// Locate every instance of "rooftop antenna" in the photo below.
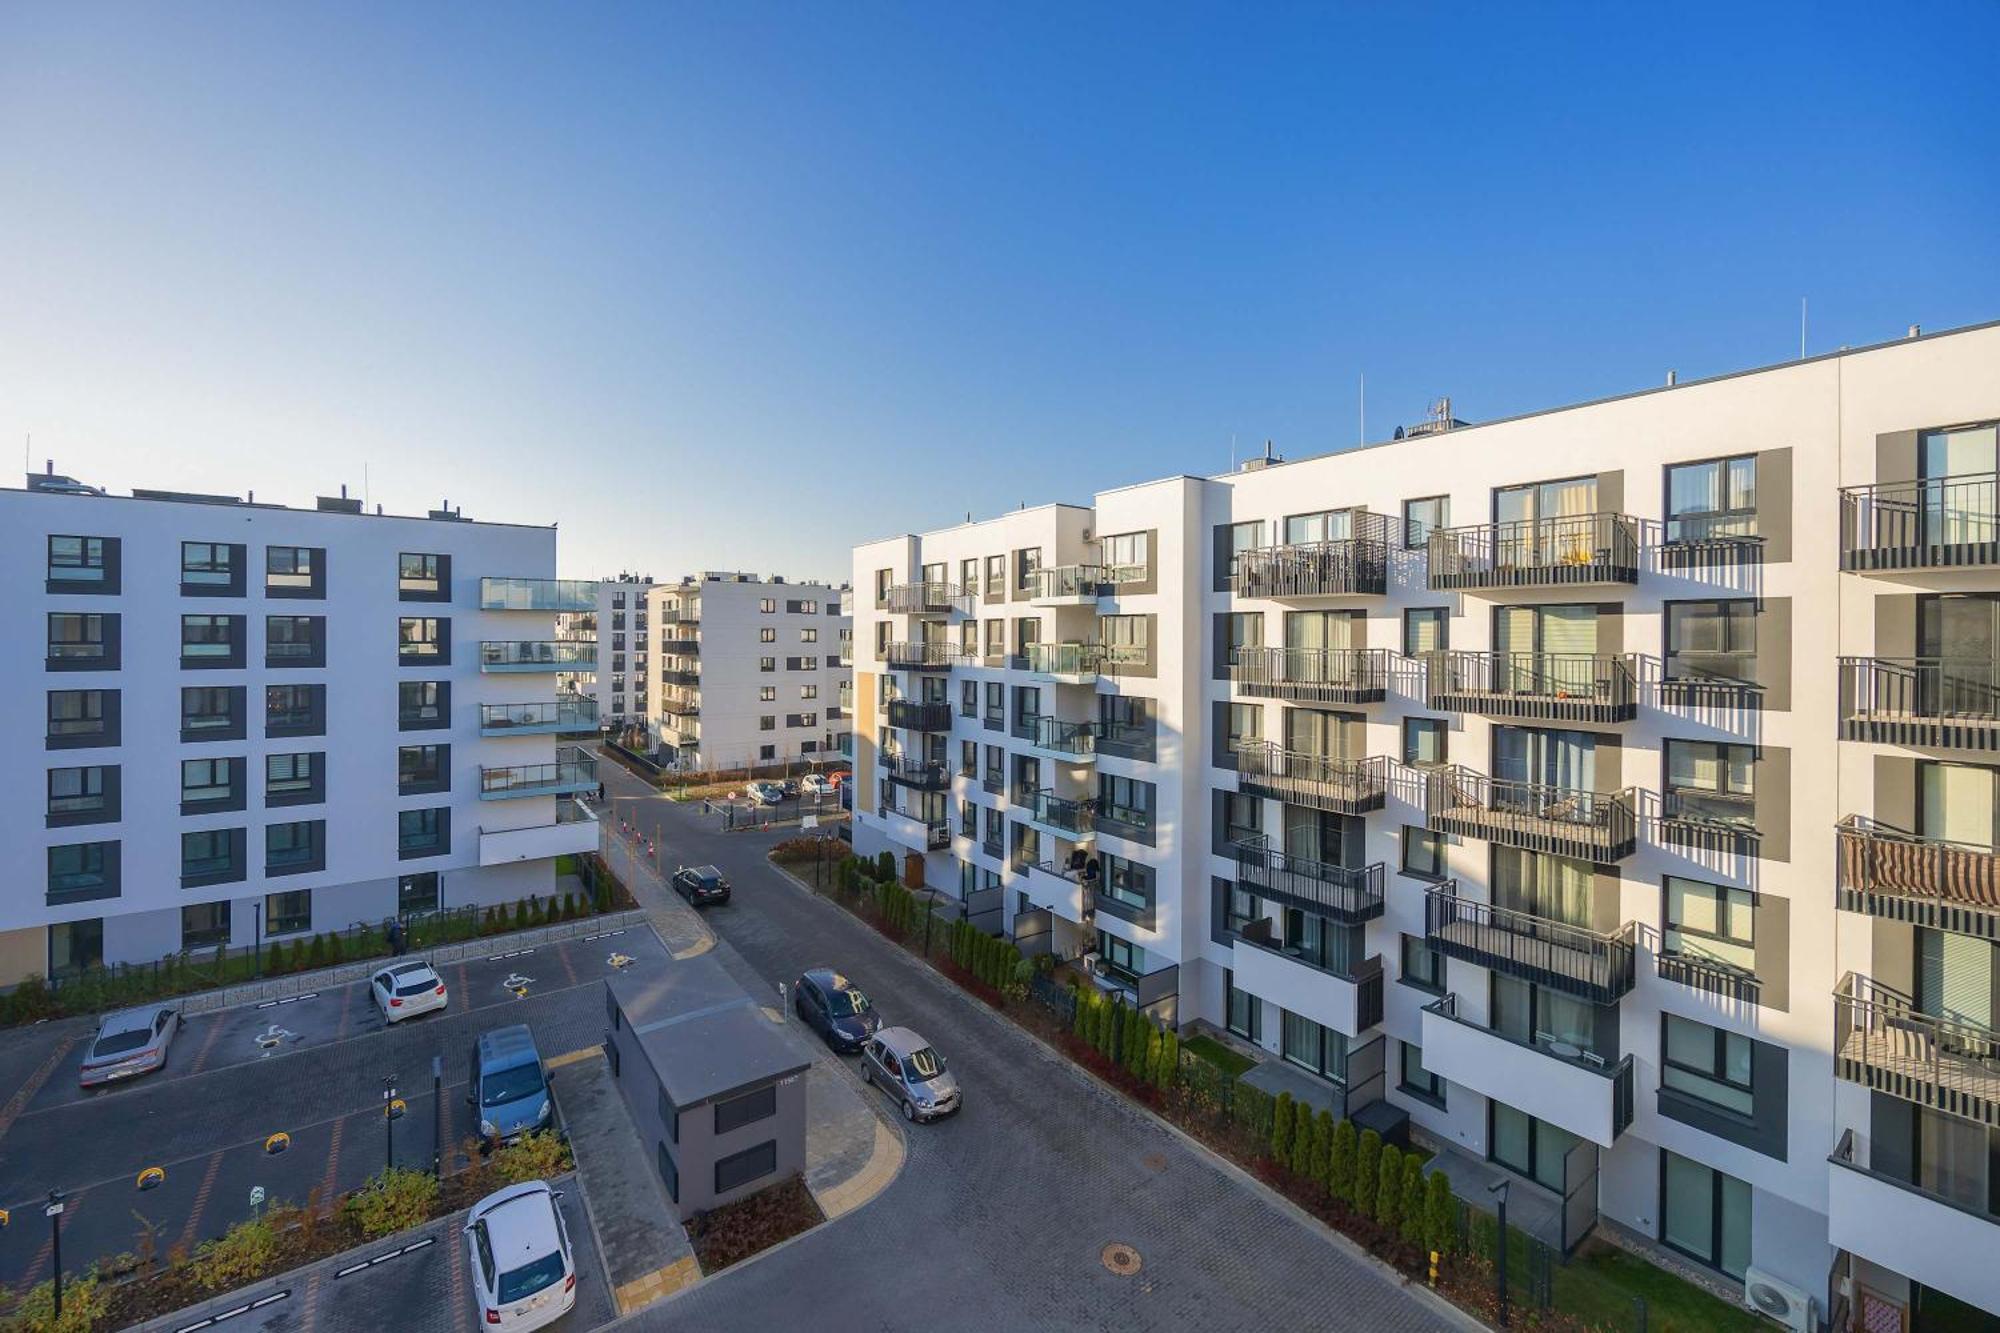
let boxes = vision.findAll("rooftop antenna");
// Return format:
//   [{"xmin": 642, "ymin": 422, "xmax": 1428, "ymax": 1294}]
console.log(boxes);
[
  {"xmin": 363, "ymin": 462, "xmax": 370, "ymax": 510},
  {"xmin": 1800, "ymin": 297, "xmax": 1808, "ymax": 359},
  {"xmin": 1359, "ymin": 372, "xmax": 1365, "ymax": 444}
]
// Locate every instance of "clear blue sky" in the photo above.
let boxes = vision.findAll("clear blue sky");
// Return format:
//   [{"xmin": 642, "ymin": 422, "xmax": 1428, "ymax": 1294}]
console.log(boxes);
[{"xmin": 3, "ymin": 3, "xmax": 1996, "ymax": 580}]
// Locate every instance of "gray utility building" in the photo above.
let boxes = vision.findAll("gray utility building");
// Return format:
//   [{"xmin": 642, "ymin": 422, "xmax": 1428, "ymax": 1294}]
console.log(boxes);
[{"xmin": 604, "ymin": 959, "xmax": 811, "ymax": 1219}]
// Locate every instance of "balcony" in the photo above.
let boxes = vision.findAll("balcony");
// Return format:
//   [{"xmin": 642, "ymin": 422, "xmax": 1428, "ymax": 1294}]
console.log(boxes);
[
  {"xmin": 1839, "ymin": 656, "xmax": 2000, "ymax": 753},
  {"xmin": 1424, "ymin": 886, "xmax": 1638, "ymax": 1004},
  {"xmin": 479, "ymin": 746, "xmax": 598, "ymax": 800},
  {"xmin": 660, "ymin": 635, "xmax": 699, "ymax": 654},
  {"xmin": 1834, "ymin": 972, "xmax": 2000, "ymax": 1129},
  {"xmin": 1015, "ymin": 716, "xmax": 1099, "ymax": 761},
  {"xmin": 661, "ymin": 668, "xmax": 699, "ymax": 688},
  {"xmin": 660, "ymin": 692, "xmax": 699, "ymax": 718},
  {"xmin": 1231, "ymin": 647, "xmax": 1389, "ymax": 704},
  {"xmin": 1427, "ymin": 512, "xmax": 1640, "ymax": 591},
  {"xmin": 1657, "ymin": 788, "xmax": 1760, "ymax": 856},
  {"xmin": 881, "ymin": 752, "xmax": 951, "ymax": 791},
  {"xmin": 886, "ymin": 699, "xmax": 953, "ymax": 732},
  {"xmin": 478, "ymin": 803, "xmax": 600, "ymax": 865},
  {"xmin": 1020, "ymin": 642, "xmax": 1103, "ymax": 684},
  {"xmin": 479, "ymin": 698, "xmax": 599, "ymax": 736},
  {"xmin": 1231, "ymin": 918, "xmax": 1383, "ymax": 1036},
  {"xmin": 1022, "ymin": 789, "xmax": 1095, "ymax": 842},
  {"xmin": 1841, "ymin": 473, "xmax": 2000, "ymax": 573},
  {"xmin": 480, "ymin": 641, "xmax": 596, "ymax": 673},
  {"xmin": 884, "ymin": 581, "xmax": 970, "ymax": 616},
  {"xmin": 1829, "ymin": 1128, "xmax": 2000, "ymax": 1318},
  {"xmin": 1423, "ymin": 766, "xmax": 1638, "ymax": 861},
  {"xmin": 1021, "ymin": 860, "xmax": 1091, "ymax": 925},
  {"xmin": 1234, "ymin": 744, "xmax": 1387, "ymax": 815},
  {"xmin": 479, "ymin": 578, "xmax": 599, "ymax": 612},
  {"xmin": 883, "ymin": 804, "xmax": 951, "ymax": 852},
  {"xmin": 1421, "ymin": 994, "xmax": 1634, "ymax": 1147},
  {"xmin": 1425, "ymin": 652, "xmax": 1637, "ymax": 724},
  {"xmin": 884, "ymin": 641, "xmax": 959, "ymax": 672},
  {"xmin": 1232, "ymin": 514, "xmax": 1395, "ymax": 598},
  {"xmin": 1030, "ymin": 565, "xmax": 1110, "ymax": 605},
  {"xmin": 1089, "ymin": 956, "xmax": 1179, "ymax": 1023},
  {"xmin": 1837, "ymin": 815, "xmax": 2000, "ymax": 935},
  {"xmin": 1228, "ymin": 838, "xmax": 1385, "ymax": 924}
]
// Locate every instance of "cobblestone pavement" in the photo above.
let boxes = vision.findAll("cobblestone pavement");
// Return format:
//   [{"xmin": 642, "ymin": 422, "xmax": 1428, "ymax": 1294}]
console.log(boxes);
[{"xmin": 595, "ymin": 758, "xmax": 1468, "ymax": 1333}]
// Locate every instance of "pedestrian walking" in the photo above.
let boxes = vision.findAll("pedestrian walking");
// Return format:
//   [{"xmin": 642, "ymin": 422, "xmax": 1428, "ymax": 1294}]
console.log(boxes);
[{"xmin": 386, "ymin": 917, "xmax": 405, "ymax": 955}]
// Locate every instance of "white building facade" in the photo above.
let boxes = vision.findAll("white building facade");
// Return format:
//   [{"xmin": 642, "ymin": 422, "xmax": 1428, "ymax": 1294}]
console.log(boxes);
[
  {"xmin": 851, "ymin": 320, "xmax": 2000, "ymax": 1330},
  {"xmin": 7, "ymin": 480, "xmax": 601, "ymax": 984}
]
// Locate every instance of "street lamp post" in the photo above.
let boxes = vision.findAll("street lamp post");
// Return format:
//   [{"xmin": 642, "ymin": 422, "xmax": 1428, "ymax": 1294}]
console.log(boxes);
[
  {"xmin": 45, "ymin": 1190, "xmax": 65, "ymax": 1319},
  {"xmin": 1489, "ymin": 1179, "xmax": 1510, "ymax": 1327},
  {"xmin": 382, "ymin": 1076, "xmax": 399, "ymax": 1172}
]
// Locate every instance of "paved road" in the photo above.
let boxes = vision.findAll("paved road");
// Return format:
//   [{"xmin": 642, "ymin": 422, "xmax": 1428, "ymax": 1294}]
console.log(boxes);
[
  {"xmin": 0, "ymin": 926, "xmax": 665, "ymax": 1298},
  {"xmin": 596, "ymin": 758, "xmax": 1462, "ymax": 1333}
]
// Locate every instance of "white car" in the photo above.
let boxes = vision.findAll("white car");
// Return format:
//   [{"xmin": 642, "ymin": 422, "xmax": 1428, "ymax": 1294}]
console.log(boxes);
[
  {"xmin": 370, "ymin": 960, "xmax": 448, "ymax": 1023},
  {"xmin": 464, "ymin": 1181, "xmax": 578, "ymax": 1330},
  {"xmin": 800, "ymin": 774, "xmax": 835, "ymax": 797}
]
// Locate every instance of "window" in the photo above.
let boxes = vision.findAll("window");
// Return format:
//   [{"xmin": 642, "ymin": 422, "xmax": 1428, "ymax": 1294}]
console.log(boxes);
[
  {"xmin": 1015, "ymin": 547, "xmax": 1042, "ymax": 591},
  {"xmin": 1662, "ymin": 1014, "xmax": 1753, "ymax": 1116},
  {"xmin": 1402, "ymin": 717, "xmax": 1446, "ymax": 767},
  {"xmin": 760, "ymin": 627, "xmax": 776, "ymax": 643},
  {"xmin": 1222, "ymin": 791, "xmax": 1262, "ymax": 846},
  {"xmin": 1223, "ymin": 520, "xmax": 1265, "ymax": 579},
  {"xmin": 1224, "ymin": 969, "xmax": 1260, "ymax": 1040},
  {"xmin": 1663, "ymin": 740, "xmax": 1755, "ymax": 828},
  {"xmin": 266, "ymin": 820, "xmax": 323, "ymax": 874},
  {"xmin": 181, "ymin": 613, "xmax": 241, "ymax": 664},
  {"xmin": 1224, "ymin": 612, "xmax": 1263, "ymax": 665},
  {"xmin": 398, "ymin": 617, "xmax": 448, "ymax": 664},
  {"xmin": 399, "ymin": 681, "xmax": 448, "ymax": 729},
  {"xmin": 759, "ymin": 744, "xmax": 775, "ymax": 761},
  {"xmin": 713, "ymin": 1084, "xmax": 777, "ymax": 1134},
  {"xmin": 398, "ymin": 807, "xmax": 448, "ymax": 858},
  {"xmin": 1096, "ymin": 774, "xmax": 1155, "ymax": 834},
  {"xmin": 1665, "ymin": 600, "xmax": 1755, "ymax": 683},
  {"xmin": 1402, "ymin": 825, "xmax": 1445, "ymax": 879},
  {"xmin": 1283, "ymin": 508, "xmax": 1361, "ymax": 546},
  {"xmin": 1400, "ymin": 934, "xmax": 1445, "ymax": 993},
  {"xmin": 984, "ymin": 555, "xmax": 1006, "ymax": 598},
  {"xmin": 181, "ymin": 829, "xmax": 240, "ymax": 884},
  {"xmin": 759, "ymin": 715, "xmax": 775, "ymax": 731},
  {"xmin": 398, "ymin": 552, "xmax": 446, "ymax": 598},
  {"xmin": 960, "ymin": 558, "xmax": 977, "ymax": 594},
  {"xmin": 801, "ymin": 627, "xmax": 818, "ymax": 643},
  {"xmin": 1099, "ymin": 614, "xmax": 1147, "ymax": 662},
  {"xmin": 47, "ymin": 612, "xmax": 113, "ymax": 666},
  {"xmin": 266, "ymin": 545, "xmax": 323, "ymax": 596},
  {"xmin": 1403, "ymin": 607, "xmax": 1448, "ymax": 656},
  {"xmin": 759, "ymin": 656, "xmax": 775, "ymax": 673},
  {"xmin": 1227, "ymin": 703, "xmax": 1262, "ymax": 754},
  {"xmin": 49, "ymin": 841, "xmax": 116, "ymax": 902},
  {"xmin": 1280, "ymin": 1009, "xmax": 1346, "ymax": 1082},
  {"xmin": 182, "ymin": 757, "xmax": 240, "ymax": 808},
  {"xmin": 984, "ymin": 682, "xmax": 1004, "ymax": 725},
  {"xmin": 47, "ymin": 535, "xmax": 111, "ymax": 588},
  {"xmin": 1664, "ymin": 876, "xmax": 1754, "ymax": 974},
  {"xmin": 398, "ymin": 744, "xmax": 449, "ymax": 795},
  {"xmin": 180, "ymin": 686, "xmax": 242, "ymax": 741},
  {"xmin": 266, "ymin": 615, "xmax": 323, "ymax": 666},
  {"xmin": 1399, "ymin": 1040, "xmax": 1445, "ymax": 1104},
  {"xmin": 1403, "ymin": 496, "xmax": 1449, "ymax": 548},
  {"xmin": 801, "ymin": 599, "xmax": 819, "ymax": 614},
  {"xmin": 759, "ymin": 686, "xmax": 776, "ymax": 702},
  {"xmin": 801, "ymin": 684, "xmax": 818, "ymax": 700},
  {"xmin": 181, "ymin": 902, "xmax": 231, "ymax": 951},
  {"xmin": 800, "ymin": 712, "xmax": 818, "ymax": 727},
  {"xmin": 265, "ymin": 890, "xmax": 312, "ymax": 937},
  {"xmin": 266, "ymin": 684, "xmax": 325, "ymax": 737},
  {"xmin": 873, "ymin": 569, "xmax": 892, "ymax": 604},
  {"xmin": 1660, "ymin": 1151, "xmax": 1751, "ymax": 1279},
  {"xmin": 266, "ymin": 753, "xmax": 320, "ymax": 805},
  {"xmin": 181, "ymin": 541, "xmax": 237, "ymax": 589},
  {"xmin": 1666, "ymin": 456, "xmax": 1757, "ymax": 543},
  {"xmin": 1097, "ymin": 930, "xmax": 1141, "ymax": 980},
  {"xmin": 714, "ymin": 1140, "xmax": 777, "ymax": 1194},
  {"xmin": 760, "ymin": 598, "xmax": 776, "ymax": 614},
  {"xmin": 47, "ymin": 766, "xmax": 111, "ymax": 821},
  {"xmin": 49, "ymin": 689, "xmax": 114, "ymax": 746},
  {"xmin": 1102, "ymin": 531, "xmax": 1150, "ymax": 579},
  {"xmin": 1101, "ymin": 855, "xmax": 1154, "ymax": 913}
]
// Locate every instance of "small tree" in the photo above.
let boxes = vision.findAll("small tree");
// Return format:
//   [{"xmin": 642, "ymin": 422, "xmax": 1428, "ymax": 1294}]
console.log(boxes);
[
  {"xmin": 1124, "ymin": 1010, "xmax": 1147, "ymax": 1078},
  {"xmin": 1289, "ymin": 1105, "xmax": 1314, "ymax": 1179},
  {"xmin": 1424, "ymin": 1171, "xmax": 1458, "ymax": 1259},
  {"xmin": 1375, "ymin": 1144, "xmax": 1403, "ymax": 1230},
  {"xmin": 1072, "ymin": 991, "xmax": 1094, "ymax": 1039},
  {"xmin": 1155, "ymin": 1029, "xmax": 1179, "ymax": 1091},
  {"xmin": 1469, "ymin": 1206, "xmax": 1497, "ymax": 1266},
  {"xmin": 1354, "ymin": 1128, "xmax": 1382, "ymax": 1217},
  {"xmin": 1400, "ymin": 1156, "xmax": 1427, "ymax": 1247},
  {"xmin": 307, "ymin": 934, "xmax": 328, "ymax": 968},
  {"xmin": 875, "ymin": 850, "xmax": 894, "ymax": 881},
  {"xmin": 1328, "ymin": 1118, "xmax": 1358, "ymax": 1203},
  {"xmin": 325, "ymin": 930, "xmax": 345, "ymax": 963},
  {"xmin": 1271, "ymin": 1092, "xmax": 1295, "ymax": 1163},
  {"xmin": 1307, "ymin": 1109, "xmax": 1333, "ymax": 1185}
]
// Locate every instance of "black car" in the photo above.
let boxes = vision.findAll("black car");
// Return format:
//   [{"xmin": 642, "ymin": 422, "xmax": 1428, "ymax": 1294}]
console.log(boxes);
[
  {"xmin": 672, "ymin": 864, "xmax": 731, "ymax": 906},
  {"xmin": 794, "ymin": 967, "xmax": 882, "ymax": 1053}
]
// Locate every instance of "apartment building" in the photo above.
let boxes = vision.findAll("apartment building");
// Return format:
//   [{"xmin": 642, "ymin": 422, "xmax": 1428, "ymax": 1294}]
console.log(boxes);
[
  {"xmin": 567, "ymin": 573, "xmax": 654, "ymax": 742},
  {"xmin": 647, "ymin": 573, "xmax": 851, "ymax": 772},
  {"xmin": 6, "ymin": 475, "xmax": 602, "ymax": 984},
  {"xmin": 852, "ymin": 318, "xmax": 2000, "ymax": 1330}
]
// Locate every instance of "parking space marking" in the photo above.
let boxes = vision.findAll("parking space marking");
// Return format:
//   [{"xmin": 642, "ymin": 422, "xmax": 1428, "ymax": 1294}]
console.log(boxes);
[
  {"xmin": 189, "ymin": 1018, "xmax": 228, "ymax": 1076},
  {"xmin": 254, "ymin": 992, "xmax": 318, "ymax": 1010},
  {"xmin": 318, "ymin": 1117, "xmax": 345, "ymax": 1211},
  {"xmin": 486, "ymin": 947, "xmax": 536, "ymax": 962},
  {"xmin": 297, "ymin": 1270, "xmax": 322, "ymax": 1333},
  {"xmin": 544, "ymin": 1046, "xmax": 601, "ymax": 1072},
  {"xmin": 0, "ymin": 1033, "xmax": 79, "ymax": 1143},
  {"xmin": 177, "ymin": 1150, "xmax": 225, "ymax": 1255}
]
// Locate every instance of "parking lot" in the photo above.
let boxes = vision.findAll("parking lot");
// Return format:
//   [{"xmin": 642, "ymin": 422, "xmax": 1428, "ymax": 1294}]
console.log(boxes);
[{"xmin": 0, "ymin": 924, "xmax": 668, "ymax": 1305}]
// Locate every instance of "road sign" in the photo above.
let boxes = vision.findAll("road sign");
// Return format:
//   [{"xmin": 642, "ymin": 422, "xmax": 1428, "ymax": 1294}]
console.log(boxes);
[
  {"xmin": 386, "ymin": 1098, "xmax": 407, "ymax": 1121},
  {"xmin": 802, "ymin": 815, "xmax": 819, "ymax": 829},
  {"xmin": 43, "ymin": 1201, "xmax": 63, "ymax": 1218},
  {"xmin": 250, "ymin": 1186, "xmax": 266, "ymax": 1209}
]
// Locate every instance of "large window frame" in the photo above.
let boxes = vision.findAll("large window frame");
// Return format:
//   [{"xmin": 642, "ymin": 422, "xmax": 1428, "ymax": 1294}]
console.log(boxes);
[
  {"xmin": 1664, "ymin": 599, "xmax": 1757, "ymax": 684},
  {"xmin": 1661, "ymin": 1014, "xmax": 1754, "ymax": 1118},
  {"xmin": 1665, "ymin": 455, "xmax": 1758, "ymax": 544}
]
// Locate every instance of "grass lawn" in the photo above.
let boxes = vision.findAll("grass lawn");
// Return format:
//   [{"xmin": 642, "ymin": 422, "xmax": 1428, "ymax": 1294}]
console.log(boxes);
[
  {"xmin": 1183, "ymin": 1034, "xmax": 1256, "ymax": 1079},
  {"xmin": 1550, "ymin": 1238, "xmax": 1763, "ymax": 1332},
  {"xmin": 555, "ymin": 854, "xmax": 578, "ymax": 876}
]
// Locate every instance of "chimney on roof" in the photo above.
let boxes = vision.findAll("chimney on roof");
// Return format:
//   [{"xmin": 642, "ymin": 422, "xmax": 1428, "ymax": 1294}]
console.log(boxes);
[
  {"xmin": 1908, "ymin": 324, "xmax": 1922, "ymax": 339},
  {"xmin": 46, "ymin": 459, "xmax": 53, "ymax": 476},
  {"xmin": 1666, "ymin": 370, "xmax": 1677, "ymax": 386}
]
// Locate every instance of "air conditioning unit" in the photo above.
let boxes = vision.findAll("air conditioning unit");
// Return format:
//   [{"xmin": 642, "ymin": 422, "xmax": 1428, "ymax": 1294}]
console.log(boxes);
[
  {"xmin": 1080, "ymin": 528, "xmax": 1093, "ymax": 542},
  {"xmin": 1743, "ymin": 1267, "xmax": 1813, "ymax": 1332}
]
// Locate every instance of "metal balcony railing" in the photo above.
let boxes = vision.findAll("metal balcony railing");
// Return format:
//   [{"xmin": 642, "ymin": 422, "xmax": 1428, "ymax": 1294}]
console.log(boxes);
[
  {"xmin": 1232, "ymin": 514, "xmax": 1395, "ymax": 597},
  {"xmin": 478, "ymin": 577, "xmax": 599, "ymax": 612},
  {"xmin": 478, "ymin": 698, "xmax": 599, "ymax": 734},
  {"xmin": 1020, "ymin": 642, "xmax": 1104, "ymax": 679},
  {"xmin": 1841, "ymin": 473, "xmax": 2000, "ymax": 572},
  {"xmin": 1425, "ymin": 651, "xmax": 1637, "ymax": 723},
  {"xmin": 1837, "ymin": 814, "xmax": 2000, "ymax": 928},
  {"xmin": 1231, "ymin": 647, "xmax": 1389, "ymax": 704},
  {"xmin": 884, "ymin": 581, "xmax": 970, "ymax": 615},
  {"xmin": 1834, "ymin": 972, "xmax": 2000, "ymax": 1128},
  {"xmin": 1234, "ymin": 744, "xmax": 1387, "ymax": 815},
  {"xmin": 886, "ymin": 699, "xmax": 953, "ymax": 732},
  {"xmin": 1424, "ymin": 766, "xmax": 1638, "ymax": 860},
  {"xmin": 1228, "ymin": 838, "xmax": 1385, "ymax": 923},
  {"xmin": 881, "ymin": 753, "xmax": 951, "ymax": 791},
  {"xmin": 1427, "ymin": 512, "xmax": 1639, "ymax": 590},
  {"xmin": 884, "ymin": 641, "xmax": 960, "ymax": 671},
  {"xmin": 1013, "ymin": 716, "xmax": 1099, "ymax": 756},
  {"xmin": 1839, "ymin": 657, "xmax": 2000, "ymax": 752},
  {"xmin": 1424, "ymin": 886, "xmax": 1638, "ymax": 1004},
  {"xmin": 1030, "ymin": 565, "xmax": 1110, "ymax": 601}
]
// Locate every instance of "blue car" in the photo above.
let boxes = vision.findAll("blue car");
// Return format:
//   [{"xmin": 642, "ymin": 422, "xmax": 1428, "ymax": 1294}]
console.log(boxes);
[{"xmin": 469, "ymin": 1025, "xmax": 553, "ymax": 1145}]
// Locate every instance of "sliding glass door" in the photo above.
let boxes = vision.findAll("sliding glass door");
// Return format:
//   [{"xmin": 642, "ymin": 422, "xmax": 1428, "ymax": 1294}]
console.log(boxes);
[
  {"xmin": 1920, "ymin": 422, "xmax": 1999, "ymax": 548},
  {"xmin": 1495, "ymin": 477, "xmax": 1598, "ymax": 567},
  {"xmin": 1919, "ymin": 594, "xmax": 2000, "ymax": 719}
]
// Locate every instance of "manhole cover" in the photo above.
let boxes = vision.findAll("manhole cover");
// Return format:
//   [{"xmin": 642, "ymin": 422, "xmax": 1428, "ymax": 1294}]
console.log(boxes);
[
  {"xmin": 1101, "ymin": 1243, "xmax": 1142, "ymax": 1276},
  {"xmin": 1141, "ymin": 1152, "xmax": 1167, "ymax": 1173}
]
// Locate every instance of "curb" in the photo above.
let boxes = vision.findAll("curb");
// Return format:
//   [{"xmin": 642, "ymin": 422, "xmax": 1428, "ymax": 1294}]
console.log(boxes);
[{"xmin": 766, "ymin": 858, "xmax": 1489, "ymax": 1333}]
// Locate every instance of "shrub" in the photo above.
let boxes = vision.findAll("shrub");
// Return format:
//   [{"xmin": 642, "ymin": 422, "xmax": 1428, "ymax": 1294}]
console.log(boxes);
[
  {"xmin": 1375, "ymin": 1145, "xmax": 1403, "ymax": 1230},
  {"xmin": 1289, "ymin": 1105, "xmax": 1314, "ymax": 1179},
  {"xmin": 325, "ymin": 931, "xmax": 345, "ymax": 963},
  {"xmin": 8, "ymin": 1269, "xmax": 109, "ymax": 1332},
  {"xmin": 1400, "ymin": 1156, "xmax": 1427, "ymax": 1247},
  {"xmin": 875, "ymin": 850, "xmax": 894, "ymax": 881},
  {"xmin": 341, "ymin": 1166, "xmax": 440, "ymax": 1240},
  {"xmin": 307, "ymin": 934, "xmax": 328, "ymax": 968},
  {"xmin": 1270, "ymin": 1092, "xmax": 1295, "ymax": 1163},
  {"xmin": 1424, "ymin": 1171, "xmax": 1458, "ymax": 1257},
  {"xmin": 514, "ymin": 898, "xmax": 530, "ymax": 929},
  {"xmin": 1468, "ymin": 1205, "xmax": 1497, "ymax": 1264},
  {"xmin": 1307, "ymin": 1109, "xmax": 1333, "ymax": 1184},
  {"xmin": 493, "ymin": 1130, "xmax": 574, "ymax": 1185},
  {"xmin": 1071, "ymin": 990, "xmax": 1094, "ymax": 1039},
  {"xmin": 190, "ymin": 1213, "xmax": 281, "ymax": 1292},
  {"xmin": 1154, "ymin": 1029, "xmax": 1179, "ymax": 1092},
  {"xmin": 1354, "ymin": 1129, "xmax": 1382, "ymax": 1217},
  {"xmin": 1124, "ymin": 1010, "xmax": 1148, "ymax": 1079}
]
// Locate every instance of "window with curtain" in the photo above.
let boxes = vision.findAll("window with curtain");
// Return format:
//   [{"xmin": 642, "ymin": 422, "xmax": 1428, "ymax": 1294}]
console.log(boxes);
[
  {"xmin": 1225, "ymin": 613, "xmax": 1264, "ymax": 660},
  {"xmin": 1491, "ymin": 974, "xmax": 1598, "ymax": 1055},
  {"xmin": 1492, "ymin": 725, "xmax": 1595, "ymax": 793},
  {"xmin": 1223, "ymin": 792, "xmax": 1263, "ymax": 846},
  {"xmin": 1224, "ymin": 521, "xmax": 1265, "ymax": 577},
  {"xmin": 1664, "ymin": 876, "xmax": 1755, "ymax": 973},
  {"xmin": 1280, "ymin": 1009, "xmax": 1346, "ymax": 1081},
  {"xmin": 1666, "ymin": 456, "xmax": 1758, "ymax": 543},
  {"xmin": 1401, "ymin": 826, "xmax": 1445, "ymax": 879},
  {"xmin": 1101, "ymin": 532, "xmax": 1149, "ymax": 577},
  {"xmin": 1283, "ymin": 509, "xmax": 1355, "ymax": 545},
  {"xmin": 1661, "ymin": 1152, "xmax": 1751, "ymax": 1278},
  {"xmin": 1492, "ymin": 849, "xmax": 1595, "ymax": 928},
  {"xmin": 1403, "ymin": 717, "xmax": 1446, "ymax": 767},
  {"xmin": 1400, "ymin": 934, "xmax": 1445, "ymax": 992},
  {"xmin": 1664, "ymin": 740, "xmax": 1755, "ymax": 827},
  {"xmin": 1916, "ymin": 926, "xmax": 1996, "ymax": 1029},
  {"xmin": 1494, "ymin": 604, "xmax": 1598, "ymax": 694},
  {"xmin": 1919, "ymin": 761, "xmax": 1998, "ymax": 849},
  {"xmin": 1919, "ymin": 423, "xmax": 2000, "ymax": 547},
  {"xmin": 1666, "ymin": 600, "xmax": 1757, "ymax": 683},
  {"xmin": 1227, "ymin": 703, "xmax": 1263, "ymax": 754},
  {"xmin": 1403, "ymin": 607, "xmax": 1448, "ymax": 657}
]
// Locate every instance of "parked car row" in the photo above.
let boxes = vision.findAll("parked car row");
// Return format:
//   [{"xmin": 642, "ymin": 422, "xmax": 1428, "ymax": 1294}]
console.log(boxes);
[
  {"xmin": 793, "ymin": 966, "xmax": 960, "ymax": 1123},
  {"xmin": 746, "ymin": 767, "xmax": 850, "ymax": 806}
]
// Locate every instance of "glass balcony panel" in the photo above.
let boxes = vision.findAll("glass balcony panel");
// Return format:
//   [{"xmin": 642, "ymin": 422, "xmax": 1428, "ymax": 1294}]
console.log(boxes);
[{"xmin": 479, "ymin": 578, "xmax": 600, "ymax": 612}]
